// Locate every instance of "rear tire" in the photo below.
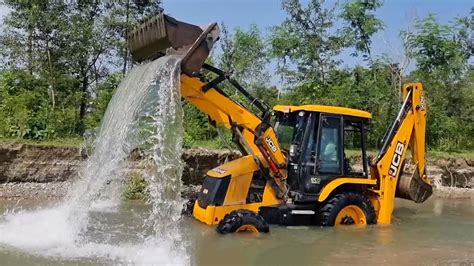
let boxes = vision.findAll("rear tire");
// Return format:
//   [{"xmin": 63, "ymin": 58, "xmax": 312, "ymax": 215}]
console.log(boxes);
[
  {"xmin": 216, "ymin": 209, "xmax": 269, "ymax": 234},
  {"xmin": 317, "ymin": 192, "xmax": 376, "ymax": 226}
]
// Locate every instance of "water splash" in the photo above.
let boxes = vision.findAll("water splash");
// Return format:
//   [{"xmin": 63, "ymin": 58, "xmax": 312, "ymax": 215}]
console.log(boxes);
[{"xmin": 0, "ymin": 56, "xmax": 188, "ymax": 265}]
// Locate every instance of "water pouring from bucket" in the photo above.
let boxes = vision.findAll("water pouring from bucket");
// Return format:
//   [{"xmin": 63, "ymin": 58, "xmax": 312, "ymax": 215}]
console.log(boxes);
[{"xmin": 0, "ymin": 12, "xmax": 219, "ymax": 264}]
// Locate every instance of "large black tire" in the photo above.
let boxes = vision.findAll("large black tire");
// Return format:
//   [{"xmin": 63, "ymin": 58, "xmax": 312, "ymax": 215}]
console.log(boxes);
[
  {"xmin": 317, "ymin": 192, "xmax": 376, "ymax": 226},
  {"xmin": 216, "ymin": 209, "xmax": 270, "ymax": 234}
]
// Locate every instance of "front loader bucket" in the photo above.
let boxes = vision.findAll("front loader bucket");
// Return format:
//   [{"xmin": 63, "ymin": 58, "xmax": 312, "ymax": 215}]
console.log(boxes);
[{"xmin": 128, "ymin": 13, "xmax": 219, "ymax": 76}]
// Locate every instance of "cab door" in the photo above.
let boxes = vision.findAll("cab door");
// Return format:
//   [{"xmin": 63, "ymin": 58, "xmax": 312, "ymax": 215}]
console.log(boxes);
[
  {"xmin": 298, "ymin": 114, "xmax": 370, "ymax": 199},
  {"xmin": 300, "ymin": 114, "xmax": 343, "ymax": 196},
  {"xmin": 316, "ymin": 115, "xmax": 343, "ymax": 175}
]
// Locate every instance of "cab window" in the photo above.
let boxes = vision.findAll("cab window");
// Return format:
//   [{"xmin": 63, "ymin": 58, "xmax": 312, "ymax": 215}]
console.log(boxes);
[
  {"xmin": 275, "ymin": 123, "xmax": 295, "ymax": 151},
  {"xmin": 274, "ymin": 111, "xmax": 307, "ymax": 151},
  {"xmin": 317, "ymin": 116, "xmax": 341, "ymax": 175},
  {"xmin": 343, "ymin": 120, "xmax": 367, "ymax": 177}
]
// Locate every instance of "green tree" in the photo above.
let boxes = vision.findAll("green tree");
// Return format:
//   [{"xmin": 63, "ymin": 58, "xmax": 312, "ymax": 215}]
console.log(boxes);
[
  {"xmin": 219, "ymin": 23, "xmax": 270, "ymax": 88},
  {"xmin": 0, "ymin": 1, "xmax": 80, "ymax": 139},
  {"xmin": 403, "ymin": 14, "xmax": 473, "ymax": 149},
  {"xmin": 404, "ymin": 14, "xmax": 470, "ymax": 76},
  {"xmin": 268, "ymin": 0, "xmax": 383, "ymax": 105},
  {"xmin": 67, "ymin": 1, "xmax": 113, "ymax": 134},
  {"xmin": 104, "ymin": 0, "xmax": 162, "ymax": 74},
  {"xmin": 0, "ymin": 0, "xmax": 70, "ymax": 108},
  {"xmin": 269, "ymin": 0, "xmax": 345, "ymax": 86},
  {"xmin": 0, "ymin": 0, "xmax": 163, "ymax": 139},
  {"xmin": 340, "ymin": 0, "xmax": 384, "ymax": 59}
]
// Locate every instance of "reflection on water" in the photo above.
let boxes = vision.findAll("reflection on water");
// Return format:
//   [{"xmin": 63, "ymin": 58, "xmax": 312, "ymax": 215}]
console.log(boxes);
[{"xmin": 1, "ymin": 197, "xmax": 473, "ymax": 265}]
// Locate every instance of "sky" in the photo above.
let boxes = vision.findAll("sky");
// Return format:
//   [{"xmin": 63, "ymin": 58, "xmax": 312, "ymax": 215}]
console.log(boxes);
[
  {"xmin": 162, "ymin": 0, "xmax": 471, "ymax": 70},
  {"xmin": 0, "ymin": 1, "xmax": 471, "ymax": 80},
  {"xmin": 0, "ymin": 5, "xmax": 7, "ymax": 21}
]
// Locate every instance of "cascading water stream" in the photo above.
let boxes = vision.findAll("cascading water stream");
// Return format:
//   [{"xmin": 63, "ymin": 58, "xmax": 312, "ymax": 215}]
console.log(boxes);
[{"xmin": 0, "ymin": 56, "xmax": 188, "ymax": 265}]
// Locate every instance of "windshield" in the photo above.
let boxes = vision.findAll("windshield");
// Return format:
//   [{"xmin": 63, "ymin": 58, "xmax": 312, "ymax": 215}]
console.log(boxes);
[
  {"xmin": 275, "ymin": 122, "xmax": 295, "ymax": 150},
  {"xmin": 274, "ymin": 111, "xmax": 306, "ymax": 151}
]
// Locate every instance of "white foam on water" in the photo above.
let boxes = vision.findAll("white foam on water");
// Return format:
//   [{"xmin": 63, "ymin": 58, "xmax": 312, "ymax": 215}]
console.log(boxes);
[
  {"xmin": 0, "ymin": 56, "xmax": 189, "ymax": 265},
  {"xmin": 0, "ymin": 206, "xmax": 77, "ymax": 250}
]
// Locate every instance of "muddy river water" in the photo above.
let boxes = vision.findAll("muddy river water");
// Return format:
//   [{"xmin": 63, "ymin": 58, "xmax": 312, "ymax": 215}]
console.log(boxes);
[{"xmin": 0, "ymin": 197, "xmax": 473, "ymax": 265}]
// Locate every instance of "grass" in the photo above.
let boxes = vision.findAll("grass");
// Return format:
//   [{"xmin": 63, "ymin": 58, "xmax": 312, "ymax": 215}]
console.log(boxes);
[
  {"xmin": 123, "ymin": 172, "xmax": 148, "ymax": 200},
  {"xmin": 185, "ymin": 139, "xmax": 235, "ymax": 150},
  {"xmin": 0, "ymin": 137, "xmax": 83, "ymax": 147},
  {"xmin": 348, "ymin": 148, "xmax": 474, "ymax": 161},
  {"xmin": 314, "ymin": 147, "xmax": 474, "ymax": 162},
  {"xmin": 345, "ymin": 149, "xmax": 376, "ymax": 158},
  {"xmin": 426, "ymin": 150, "xmax": 474, "ymax": 160},
  {"xmin": 1, "ymin": 137, "xmax": 472, "ymax": 160}
]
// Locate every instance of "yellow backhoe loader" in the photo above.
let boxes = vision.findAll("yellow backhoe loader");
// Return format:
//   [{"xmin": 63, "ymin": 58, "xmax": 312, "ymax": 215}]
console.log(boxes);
[{"xmin": 128, "ymin": 14, "xmax": 433, "ymax": 233}]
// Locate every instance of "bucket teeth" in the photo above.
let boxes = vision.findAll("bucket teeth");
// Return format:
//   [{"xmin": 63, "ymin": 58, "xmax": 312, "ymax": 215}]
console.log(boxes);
[
  {"xmin": 127, "ymin": 13, "xmax": 219, "ymax": 76},
  {"xmin": 128, "ymin": 14, "xmax": 170, "ymax": 62}
]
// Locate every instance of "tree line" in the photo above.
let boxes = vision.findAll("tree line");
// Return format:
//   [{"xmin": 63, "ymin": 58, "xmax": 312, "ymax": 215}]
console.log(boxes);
[
  {"xmin": 0, "ymin": 0, "xmax": 472, "ymax": 151},
  {"xmin": 0, "ymin": 0, "xmax": 162, "ymax": 139}
]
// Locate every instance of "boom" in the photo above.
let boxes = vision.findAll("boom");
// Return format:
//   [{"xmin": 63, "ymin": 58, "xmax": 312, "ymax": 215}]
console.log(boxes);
[
  {"xmin": 180, "ymin": 65, "xmax": 288, "ymax": 197},
  {"xmin": 127, "ymin": 13, "xmax": 288, "ymax": 197}
]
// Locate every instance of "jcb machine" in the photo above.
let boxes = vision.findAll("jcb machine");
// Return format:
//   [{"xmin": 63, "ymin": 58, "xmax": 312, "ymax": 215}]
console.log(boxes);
[{"xmin": 128, "ymin": 14, "xmax": 433, "ymax": 233}]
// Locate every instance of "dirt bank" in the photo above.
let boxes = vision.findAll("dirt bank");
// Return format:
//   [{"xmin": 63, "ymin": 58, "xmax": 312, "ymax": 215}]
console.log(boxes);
[
  {"xmin": 0, "ymin": 143, "xmax": 472, "ymax": 200},
  {"xmin": 0, "ymin": 143, "xmax": 238, "ymax": 184}
]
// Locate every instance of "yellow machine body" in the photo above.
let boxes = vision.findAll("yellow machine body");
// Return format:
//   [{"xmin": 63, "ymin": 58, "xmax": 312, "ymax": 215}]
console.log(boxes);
[
  {"xmin": 192, "ymin": 156, "xmax": 282, "ymax": 225},
  {"xmin": 127, "ymin": 13, "xmax": 432, "ymax": 229},
  {"xmin": 186, "ymin": 76, "xmax": 432, "ymax": 226},
  {"xmin": 273, "ymin": 105, "xmax": 372, "ymax": 119}
]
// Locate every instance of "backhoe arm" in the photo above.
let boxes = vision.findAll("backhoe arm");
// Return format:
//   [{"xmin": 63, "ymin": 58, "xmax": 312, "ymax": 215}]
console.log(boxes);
[{"xmin": 370, "ymin": 83, "xmax": 433, "ymax": 224}]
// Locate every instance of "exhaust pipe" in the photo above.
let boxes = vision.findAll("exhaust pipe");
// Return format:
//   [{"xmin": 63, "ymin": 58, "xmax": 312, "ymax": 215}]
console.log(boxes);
[{"xmin": 128, "ymin": 13, "xmax": 219, "ymax": 76}]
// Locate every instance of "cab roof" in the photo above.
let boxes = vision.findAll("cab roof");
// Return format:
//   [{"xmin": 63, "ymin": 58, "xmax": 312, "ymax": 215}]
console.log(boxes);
[{"xmin": 273, "ymin": 105, "xmax": 372, "ymax": 119}]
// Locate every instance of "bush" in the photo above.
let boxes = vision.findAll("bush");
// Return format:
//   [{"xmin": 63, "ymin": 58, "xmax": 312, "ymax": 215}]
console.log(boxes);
[{"xmin": 123, "ymin": 172, "xmax": 148, "ymax": 200}]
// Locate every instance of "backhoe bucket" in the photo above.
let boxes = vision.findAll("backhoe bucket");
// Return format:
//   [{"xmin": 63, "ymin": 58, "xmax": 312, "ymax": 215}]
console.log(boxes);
[
  {"xmin": 396, "ymin": 168, "xmax": 433, "ymax": 203},
  {"xmin": 128, "ymin": 13, "xmax": 219, "ymax": 76}
]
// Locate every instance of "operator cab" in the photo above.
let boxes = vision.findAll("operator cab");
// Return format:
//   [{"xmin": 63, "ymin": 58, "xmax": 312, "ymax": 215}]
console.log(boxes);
[{"xmin": 273, "ymin": 105, "xmax": 372, "ymax": 203}]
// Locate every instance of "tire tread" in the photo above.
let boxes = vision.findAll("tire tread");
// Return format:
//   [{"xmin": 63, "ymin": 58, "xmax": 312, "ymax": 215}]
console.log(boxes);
[
  {"xmin": 216, "ymin": 209, "xmax": 269, "ymax": 234},
  {"xmin": 317, "ymin": 192, "xmax": 376, "ymax": 226}
]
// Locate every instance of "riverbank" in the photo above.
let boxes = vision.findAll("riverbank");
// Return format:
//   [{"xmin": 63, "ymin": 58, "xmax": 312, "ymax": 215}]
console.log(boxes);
[
  {"xmin": 0, "ymin": 142, "xmax": 473, "ymax": 200},
  {"xmin": 2, "ymin": 181, "xmax": 472, "ymax": 201},
  {"xmin": 0, "ymin": 181, "xmax": 70, "ymax": 201},
  {"xmin": 0, "ymin": 142, "xmax": 238, "ymax": 184}
]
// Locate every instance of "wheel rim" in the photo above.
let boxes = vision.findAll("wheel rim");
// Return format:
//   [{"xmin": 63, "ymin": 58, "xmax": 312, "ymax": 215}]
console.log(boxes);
[
  {"xmin": 335, "ymin": 205, "xmax": 367, "ymax": 226},
  {"xmin": 235, "ymin": 224, "xmax": 259, "ymax": 233}
]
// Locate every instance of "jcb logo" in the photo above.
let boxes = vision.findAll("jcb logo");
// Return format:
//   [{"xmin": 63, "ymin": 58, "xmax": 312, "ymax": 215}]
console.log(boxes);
[
  {"xmin": 265, "ymin": 136, "xmax": 278, "ymax": 153},
  {"xmin": 420, "ymin": 94, "xmax": 425, "ymax": 111},
  {"xmin": 389, "ymin": 142, "xmax": 405, "ymax": 177}
]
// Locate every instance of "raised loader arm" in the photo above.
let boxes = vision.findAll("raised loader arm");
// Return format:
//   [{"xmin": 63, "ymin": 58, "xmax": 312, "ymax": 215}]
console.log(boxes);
[
  {"xmin": 180, "ymin": 65, "xmax": 288, "ymax": 197},
  {"xmin": 128, "ymin": 13, "xmax": 288, "ymax": 197},
  {"xmin": 370, "ymin": 83, "xmax": 433, "ymax": 224}
]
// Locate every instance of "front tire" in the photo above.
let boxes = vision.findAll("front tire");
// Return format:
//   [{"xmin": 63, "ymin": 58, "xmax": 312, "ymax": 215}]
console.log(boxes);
[
  {"xmin": 317, "ymin": 192, "xmax": 376, "ymax": 226},
  {"xmin": 216, "ymin": 209, "xmax": 269, "ymax": 234}
]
